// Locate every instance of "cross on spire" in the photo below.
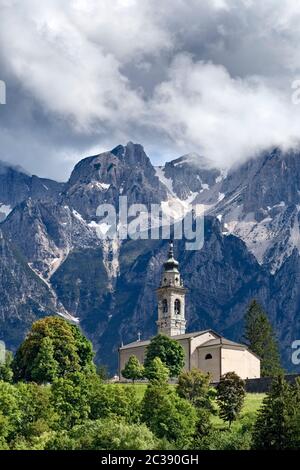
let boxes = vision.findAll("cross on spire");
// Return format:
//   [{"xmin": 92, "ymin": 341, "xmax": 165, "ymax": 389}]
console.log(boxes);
[{"xmin": 168, "ymin": 240, "xmax": 174, "ymax": 258}]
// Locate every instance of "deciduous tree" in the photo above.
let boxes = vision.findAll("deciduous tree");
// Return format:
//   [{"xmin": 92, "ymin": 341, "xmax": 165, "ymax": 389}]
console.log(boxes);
[
  {"xmin": 216, "ymin": 372, "xmax": 245, "ymax": 427},
  {"xmin": 121, "ymin": 356, "xmax": 144, "ymax": 383},
  {"xmin": 144, "ymin": 334, "xmax": 184, "ymax": 378},
  {"xmin": 13, "ymin": 316, "xmax": 95, "ymax": 383}
]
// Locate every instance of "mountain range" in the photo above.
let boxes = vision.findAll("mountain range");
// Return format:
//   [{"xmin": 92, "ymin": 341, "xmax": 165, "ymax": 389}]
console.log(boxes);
[{"xmin": 1, "ymin": 142, "xmax": 300, "ymax": 373}]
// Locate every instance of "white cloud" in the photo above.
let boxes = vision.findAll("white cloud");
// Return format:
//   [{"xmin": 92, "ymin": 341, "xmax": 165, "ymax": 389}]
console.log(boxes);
[
  {"xmin": 0, "ymin": 0, "xmax": 146, "ymax": 131},
  {"xmin": 1, "ymin": 0, "xmax": 300, "ymax": 176},
  {"xmin": 149, "ymin": 54, "xmax": 300, "ymax": 167}
]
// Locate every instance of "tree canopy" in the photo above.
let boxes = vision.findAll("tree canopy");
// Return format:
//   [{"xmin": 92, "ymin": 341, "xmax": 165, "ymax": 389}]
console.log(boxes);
[
  {"xmin": 216, "ymin": 372, "xmax": 245, "ymax": 427},
  {"xmin": 121, "ymin": 356, "xmax": 144, "ymax": 383},
  {"xmin": 252, "ymin": 375, "xmax": 300, "ymax": 449},
  {"xmin": 177, "ymin": 368, "xmax": 214, "ymax": 411},
  {"xmin": 144, "ymin": 334, "xmax": 185, "ymax": 378},
  {"xmin": 243, "ymin": 300, "xmax": 282, "ymax": 377},
  {"xmin": 144, "ymin": 357, "xmax": 170, "ymax": 384},
  {"xmin": 12, "ymin": 316, "xmax": 95, "ymax": 383}
]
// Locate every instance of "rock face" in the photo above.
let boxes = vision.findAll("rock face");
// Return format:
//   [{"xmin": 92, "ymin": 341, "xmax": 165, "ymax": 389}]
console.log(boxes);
[
  {"xmin": 64, "ymin": 142, "xmax": 168, "ymax": 220},
  {"xmin": 159, "ymin": 153, "xmax": 221, "ymax": 201},
  {"xmin": 210, "ymin": 148, "xmax": 300, "ymax": 273},
  {"xmin": 1, "ymin": 142, "xmax": 300, "ymax": 373},
  {"xmin": 0, "ymin": 161, "xmax": 63, "ymax": 221},
  {"xmin": 0, "ymin": 230, "xmax": 72, "ymax": 350},
  {"xmin": 1, "ymin": 199, "xmax": 100, "ymax": 279}
]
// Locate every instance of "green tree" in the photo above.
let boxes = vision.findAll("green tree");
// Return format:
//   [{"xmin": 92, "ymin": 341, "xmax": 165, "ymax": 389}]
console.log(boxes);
[
  {"xmin": 252, "ymin": 375, "xmax": 299, "ymax": 449},
  {"xmin": 121, "ymin": 356, "xmax": 144, "ymax": 383},
  {"xmin": 216, "ymin": 372, "xmax": 245, "ymax": 427},
  {"xmin": 289, "ymin": 378, "xmax": 300, "ymax": 448},
  {"xmin": 142, "ymin": 380, "xmax": 197, "ymax": 446},
  {"xmin": 244, "ymin": 300, "xmax": 282, "ymax": 376},
  {"xmin": 15, "ymin": 382, "xmax": 57, "ymax": 443},
  {"xmin": 31, "ymin": 337, "xmax": 58, "ymax": 383},
  {"xmin": 51, "ymin": 372, "xmax": 91, "ymax": 429},
  {"xmin": 144, "ymin": 334, "xmax": 185, "ymax": 378},
  {"xmin": 46, "ymin": 418, "xmax": 161, "ymax": 450},
  {"xmin": 144, "ymin": 357, "xmax": 169, "ymax": 384},
  {"xmin": 0, "ymin": 381, "xmax": 22, "ymax": 443},
  {"xmin": 195, "ymin": 426, "xmax": 252, "ymax": 450},
  {"xmin": 177, "ymin": 368, "xmax": 215, "ymax": 411},
  {"xmin": 13, "ymin": 316, "xmax": 95, "ymax": 383},
  {"xmin": 89, "ymin": 380, "xmax": 140, "ymax": 424},
  {"xmin": 289, "ymin": 409, "xmax": 300, "ymax": 449},
  {"xmin": 0, "ymin": 351, "xmax": 13, "ymax": 382}
]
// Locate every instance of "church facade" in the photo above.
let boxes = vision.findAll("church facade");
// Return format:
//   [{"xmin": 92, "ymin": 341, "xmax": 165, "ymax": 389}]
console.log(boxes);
[{"xmin": 119, "ymin": 243, "xmax": 260, "ymax": 382}]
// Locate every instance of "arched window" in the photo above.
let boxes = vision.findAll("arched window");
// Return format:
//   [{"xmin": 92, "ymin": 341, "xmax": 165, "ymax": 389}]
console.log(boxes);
[
  {"xmin": 174, "ymin": 299, "xmax": 181, "ymax": 315},
  {"xmin": 205, "ymin": 353, "xmax": 212, "ymax": 360},
  {"xmin": 162, "ymin": 299, "xmax": 168, "ymax": 314}
]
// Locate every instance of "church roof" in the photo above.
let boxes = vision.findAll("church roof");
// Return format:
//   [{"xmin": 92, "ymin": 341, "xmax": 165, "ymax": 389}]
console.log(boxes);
[
  {"xmin": 199, "ymin": 337, "xmax": 246, "ymax": 349},
  {"xmin": 120, "ymin": 339, "xmax": 151, "ymax": 350},
  {"xmin": 119, "ymin": 329, "xmax": 221, "ymax": 350},
  {"xmin": 198, "ymin": 337, "xmax": 261, "ymax": 359}
]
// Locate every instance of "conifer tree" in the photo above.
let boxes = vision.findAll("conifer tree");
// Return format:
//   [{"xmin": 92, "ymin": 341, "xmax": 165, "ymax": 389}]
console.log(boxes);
[
  {"xmin": 252, "ymin": 375, "xmax": 297, "ymax": 449},
  {"xmin": 244, "ymin": 300, "xmax": 282, "ymax": 376}
]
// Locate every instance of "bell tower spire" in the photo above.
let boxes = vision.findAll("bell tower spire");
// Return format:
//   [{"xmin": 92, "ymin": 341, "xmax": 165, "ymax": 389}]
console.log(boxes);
[{"xmin": 156, "ymin": 241, "xmax": 187, "ymax": 336}]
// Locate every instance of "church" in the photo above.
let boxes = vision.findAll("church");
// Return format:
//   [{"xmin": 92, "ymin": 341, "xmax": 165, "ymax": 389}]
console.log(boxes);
[{"xmin": 119, "ymin": 242, "xmax": 260, "ymax": 382}]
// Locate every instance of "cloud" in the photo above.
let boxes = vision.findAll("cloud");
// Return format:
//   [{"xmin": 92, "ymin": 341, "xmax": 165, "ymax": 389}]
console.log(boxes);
[
  {"xmin": 149, "ymin": 54, "xmax": 300, "ymax": 167},
  {"xmin": 1, "ymin": 0, "xmax": 300, "ymax": 178}
]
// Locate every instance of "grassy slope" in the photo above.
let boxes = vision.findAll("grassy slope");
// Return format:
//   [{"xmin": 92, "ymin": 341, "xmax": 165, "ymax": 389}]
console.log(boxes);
[
  {"xmin": 210, "ymin": 393, "xmax": 265, "ymax": 428},
  {"xmin": 122, "ymin": 383, "xmax": 265, "ymax": 427}
]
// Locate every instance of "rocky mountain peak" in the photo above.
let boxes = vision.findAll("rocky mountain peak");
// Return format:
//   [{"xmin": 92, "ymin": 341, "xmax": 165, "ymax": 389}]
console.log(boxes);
[
  {"xmin": 64, "ymin": 143, "xmax": 168, "ymax": 220},
  {"xmin": 2, "ymin": 143, "xmax": 300, "ymax": 373},
  {"xmin": 0, "ymin": 159, "xmax": 63, "ymax": 220},
  {"xmin": 111, "ymin": 142, "xmax": 153, "ymax": 168},
  {"xmin": 157, "ymin": 152, "xmax": 222, "ymax": 201}
]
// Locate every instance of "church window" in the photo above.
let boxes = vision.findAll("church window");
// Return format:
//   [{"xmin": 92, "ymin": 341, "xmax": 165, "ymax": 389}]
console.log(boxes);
[
  {"xmin": 205, "ymin": 353, "xmax": 212, "ymax": 360},
  {"xmin": 174, "ymin": 299, "xmax": 181, "ymax": 315},
  {"xmin": 162, "ymin": 299, "xmax": 168, "ymax": 314}
]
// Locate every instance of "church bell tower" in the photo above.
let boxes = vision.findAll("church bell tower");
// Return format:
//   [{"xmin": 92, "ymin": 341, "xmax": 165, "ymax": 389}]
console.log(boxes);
[{"xmin": 156, "ymin": 242, "xmax": 187, "ymax": 336}]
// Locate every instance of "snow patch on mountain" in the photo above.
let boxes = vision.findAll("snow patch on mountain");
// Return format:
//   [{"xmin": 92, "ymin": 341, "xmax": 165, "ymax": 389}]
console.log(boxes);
[
  {"xmin": 88, "ymin": 182, "xmax": 110, "ymax": 191},
  {"xmin": 0, "ymin": 203, "xmax": 12, "ymax": 221},
  {"xmin": 155, "ymin": 166, "xmax": 175, "ymax": 196},
  {"xmin": 216, "ymin": 169, "xmax": 228, "ymax": 184},
  {"xmin": 72, "ymin": 209, "xmax": 85, "ymax": 223},
  {"xmin": 216, "ymin": 197, "xmax": 300, "ymax": 273}
]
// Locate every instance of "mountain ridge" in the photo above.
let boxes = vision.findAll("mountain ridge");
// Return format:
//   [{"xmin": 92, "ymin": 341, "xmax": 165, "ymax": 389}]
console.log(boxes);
[{"xmin": 0, "ymin": 142, "xmax": 300, "ymax": 373}]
